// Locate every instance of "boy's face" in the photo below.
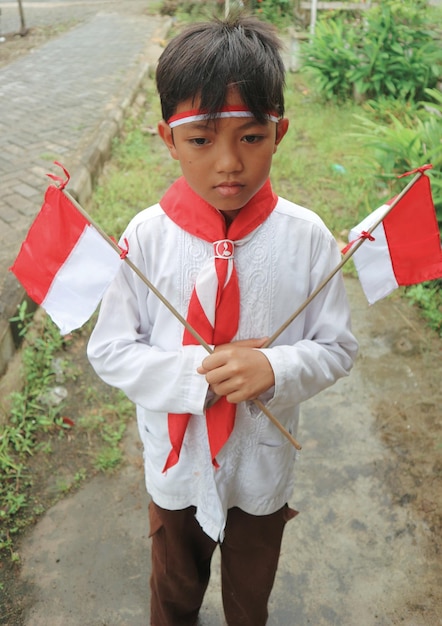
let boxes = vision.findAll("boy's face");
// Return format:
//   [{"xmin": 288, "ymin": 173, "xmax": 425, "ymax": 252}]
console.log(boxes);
[{"xmin": 158, "ymin": 87, "xmax": 289, "ymax": 219}]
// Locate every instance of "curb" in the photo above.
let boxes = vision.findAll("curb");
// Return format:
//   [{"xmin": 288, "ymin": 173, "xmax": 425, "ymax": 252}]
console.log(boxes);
[{"xmin": 67, "ymin": 57, "xmax": 151, "ymax": 207}]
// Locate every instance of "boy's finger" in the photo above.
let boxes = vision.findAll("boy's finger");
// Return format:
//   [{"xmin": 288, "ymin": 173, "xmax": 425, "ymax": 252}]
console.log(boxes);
[
  {"xmin": 198, "ymin": 350, "xmax": 228, "ymax": 373},
  {"xmin": 215, "ymin": 337, "xmax": 268, "ymax": 351}
]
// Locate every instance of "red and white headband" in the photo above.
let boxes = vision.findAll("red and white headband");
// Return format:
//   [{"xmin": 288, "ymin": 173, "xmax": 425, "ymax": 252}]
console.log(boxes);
[{"xmin": 167, "ymin": 106, "xmax": 279, "ymax": 128}]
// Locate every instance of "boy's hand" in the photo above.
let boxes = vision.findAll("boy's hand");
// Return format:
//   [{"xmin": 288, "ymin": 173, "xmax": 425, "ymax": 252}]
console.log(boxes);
[{"xmin": 197, "ymin": 338, "xmax": 275, "ymax": 404}]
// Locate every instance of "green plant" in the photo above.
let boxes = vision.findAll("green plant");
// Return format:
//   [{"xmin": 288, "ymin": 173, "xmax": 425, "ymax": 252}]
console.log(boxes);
[
  {"xmin": 94, "ymin": 447, "xmax": 123, "ymax": 471},
  {"xmin": 301, "ymin": 18, "xmax": 359, "ymax": 101},
  {"xmin": 9, "ymin": 299, "xmax": 35, "ymax": 339},
  {"xmin": 271, "ymin": 75, "xmax": 370, "ymax": 234},
  {"xmin": 159, "ymin": 0, "xmax": 294, "ymax": 26},
  {"xmin": 351, "ymin": 100, "xmax": 442, "ymax": 226},
  {"xmin": 74, "ymin": 468, "xmax": 87, "ymax": 483},
  {"xmin": 302, "ymin": 0, "xmax": 442, "ymax": 103},
  {"xmin": 405, "ymin": 283, "xmax": 442, "ymax": 337},
  {"xmin": 252, "ymin": 0, "xmax": 293, "ymax": 27},
  {"xmin": 90, "ymin": 103, "xmax": 180, "ymax": 237},
  {"xmin": 76, "ymin": 394, "xmax": 133, "ymax": 473},
  {"xmin": 92, "ymin": 419, "xmax": 124, "ymax": 470},
  {"xmin": 352, "ymin": 4, "xmax": 441, "ymax": 101},
  {"xmin": 160, "ymin": 0, "xmax": 222, "ymax": 20},
  {"xmin": 360, "ymin": 96, "xmax": 420, "ymax": 125},
  {"xmin": 0, "ymin": 305, "xmax": 69, "ymax": 557}
]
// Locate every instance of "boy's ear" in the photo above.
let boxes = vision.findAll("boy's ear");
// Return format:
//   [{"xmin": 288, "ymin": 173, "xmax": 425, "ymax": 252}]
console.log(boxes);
[
  {"xmin": 158, "ymin": 120, "xmax": 179, "ymax": 160},
  {"xmin": 273, "ymin": 118, "xmax": 289, "ymax": 153}
]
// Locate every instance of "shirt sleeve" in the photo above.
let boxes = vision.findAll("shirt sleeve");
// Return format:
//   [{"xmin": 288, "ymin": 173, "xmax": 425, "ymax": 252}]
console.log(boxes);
[
  {"xmin": 87, "ymin": 254, "xmax": 210, "ymax": 416},
  {"xmin": 257, "ymin": 234, "xmax": 358, "ymax": 416}
]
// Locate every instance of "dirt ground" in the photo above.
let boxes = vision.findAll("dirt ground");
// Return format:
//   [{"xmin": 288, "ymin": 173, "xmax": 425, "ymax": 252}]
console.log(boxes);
[{"xmin": 1, "ymin": 23, "xmax": 442, "ymax": 626}]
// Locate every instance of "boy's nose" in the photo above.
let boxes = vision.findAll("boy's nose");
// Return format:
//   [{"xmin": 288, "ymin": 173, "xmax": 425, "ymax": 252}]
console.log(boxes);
[{"xmin": 215, "ymin": 145, "xmax": 243, "ymax": 173}]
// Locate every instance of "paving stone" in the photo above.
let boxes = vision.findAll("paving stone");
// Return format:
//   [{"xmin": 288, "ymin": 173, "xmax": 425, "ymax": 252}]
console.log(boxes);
[{"xmin": 0, "ymin": 3, "xmax": 169, "ymax": 379}]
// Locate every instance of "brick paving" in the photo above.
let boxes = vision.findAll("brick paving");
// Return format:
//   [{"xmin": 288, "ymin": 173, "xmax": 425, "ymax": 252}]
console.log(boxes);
[{"xmin": 0, "ymin": 3, "xmax": 168, "ymax": 375}]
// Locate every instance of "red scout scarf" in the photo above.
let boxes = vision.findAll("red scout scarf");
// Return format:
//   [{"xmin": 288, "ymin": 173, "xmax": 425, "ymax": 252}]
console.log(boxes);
[{"xmin": 160, "ymin": 176, "xmax": 278, "ymax": 471}]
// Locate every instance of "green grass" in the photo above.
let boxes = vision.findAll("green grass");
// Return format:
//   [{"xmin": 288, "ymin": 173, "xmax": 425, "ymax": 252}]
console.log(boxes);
[
  {"xmin": 89, "ymin": 98, "xmax": 180, "ymax": 237},
  {"xmin": 0, "ymin": 307, "xmax": 134, "ymax": 560},
  {"xmin": 271, "ymin": 74, "xmax": 374, "ymax": 234}
]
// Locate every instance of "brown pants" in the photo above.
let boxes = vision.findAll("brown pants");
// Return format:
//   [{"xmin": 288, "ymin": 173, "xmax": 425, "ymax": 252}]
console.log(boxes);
[{"xmin": 148, "ymin": 501, "xmax": 297, "ymax": 626}]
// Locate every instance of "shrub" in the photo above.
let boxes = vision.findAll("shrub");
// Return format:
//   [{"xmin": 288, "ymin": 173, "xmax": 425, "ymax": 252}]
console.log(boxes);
[
  {"xmin": 302, "ymin": 0, "xmax": 442, "ymax": 102},
  {"xmin": 352, "ymin": 89, "xmax": 442, "ymax": 227},
  {"xmin": 251, "ymin": 0, "xmax": 293, "ymax": 27},
  {"xmin": 300, "ymin": 18, "xmax": 359, "ymax": 101}
]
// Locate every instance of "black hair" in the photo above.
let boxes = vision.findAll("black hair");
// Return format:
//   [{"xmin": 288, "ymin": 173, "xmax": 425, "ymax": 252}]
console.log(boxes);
[{"xmin": 155, "ymin": 14, "xmax": 285, "ymax": 124}]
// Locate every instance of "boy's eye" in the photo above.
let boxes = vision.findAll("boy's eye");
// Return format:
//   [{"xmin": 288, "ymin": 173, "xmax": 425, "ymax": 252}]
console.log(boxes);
[
  {"xmin": 190, "ymin": 137, "xmax": 209, "ymax": 146},
  {"xmin": 242, "ymin": 135, "xmax": 263, "ymax": 144}
]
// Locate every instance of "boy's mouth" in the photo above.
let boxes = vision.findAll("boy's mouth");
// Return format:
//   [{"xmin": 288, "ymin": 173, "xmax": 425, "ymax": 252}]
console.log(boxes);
[{"xmin": 215, "ymin": 182, "xmax": 244, "ymax": 197}]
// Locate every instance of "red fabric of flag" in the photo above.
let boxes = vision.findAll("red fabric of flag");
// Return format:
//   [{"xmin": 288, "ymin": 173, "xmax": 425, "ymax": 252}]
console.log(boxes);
[
  {"xmin": 10, "ymin": 185, "xmax": 123, "ymax": 335},
  {"xmin": 383, "ymin": 174, "xmax": 442, "ymax": 285},
  {"xmin": 349, "ymin": 173, "xmax": 442, "ymax": 304},
  {"xmin": 11, "ymin": 186, "xmax": 89, "ymax": 304}
]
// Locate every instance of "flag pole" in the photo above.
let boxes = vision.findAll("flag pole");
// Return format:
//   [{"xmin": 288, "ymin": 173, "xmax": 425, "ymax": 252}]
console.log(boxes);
[
  {"xmin": 62, "ymin": 189, "xmax": 212, "ymax": 353},
  {"xmin": 62, "ymin": 189, "xmax": 302, "ymax": 451},
  {"xmin": 263, "ymin": 169, "xmax": 425, "ymax": 347},
  {"xmin": 207, "ymin": 168, "xmax": 427, "ymax": 411}
]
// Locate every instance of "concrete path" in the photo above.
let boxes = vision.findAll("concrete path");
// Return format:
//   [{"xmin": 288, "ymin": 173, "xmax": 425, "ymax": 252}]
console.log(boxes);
[{"xmin": 16, "ymin": 278, "xmax": 442, "ymax": 626}]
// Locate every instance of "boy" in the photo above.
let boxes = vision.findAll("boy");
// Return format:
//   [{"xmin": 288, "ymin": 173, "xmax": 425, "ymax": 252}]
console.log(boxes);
[{"xmin": 87, "ymin": 15, "xmax": 358, "ymax": 626}]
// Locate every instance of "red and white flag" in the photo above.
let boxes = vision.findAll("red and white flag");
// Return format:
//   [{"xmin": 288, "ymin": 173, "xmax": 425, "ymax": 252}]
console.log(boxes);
[
  {"xmin": 10, "ymin": 183, "xmax": 123, "ymax": 335},
  {"xmin": 348, "ymin": 172, "xmax": 442, "ymax": 304}
]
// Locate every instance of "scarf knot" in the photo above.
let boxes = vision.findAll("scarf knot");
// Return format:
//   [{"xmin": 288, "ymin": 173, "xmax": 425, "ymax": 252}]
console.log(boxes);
[{"xmin": 214, "ymin": 239, "xmax": 234, "ymax": 259}]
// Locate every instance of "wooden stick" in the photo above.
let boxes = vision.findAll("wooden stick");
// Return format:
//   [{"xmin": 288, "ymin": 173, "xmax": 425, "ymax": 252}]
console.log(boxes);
[
  {"xmin": 253, "ymin": 398, "xmax": 301, "ymax": 450},
  {"xmin": 63, "ymin": 189, "xmax": 302, "ymax": 450},
  {"xmin": 207, "ymin": 170, "xmax": 425, "ymax": 418},
  {"xmin": 64, "ymin": 190, "xmax": 213, "ymax": 352},
  {"xmin": 262, "ymin": 170, "xmax": 424, "ymax": 348}
]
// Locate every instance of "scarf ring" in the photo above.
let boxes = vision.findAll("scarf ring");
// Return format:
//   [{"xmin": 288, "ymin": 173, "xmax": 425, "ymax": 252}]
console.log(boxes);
[{"xmin": 160, "ymin": 177, "xmax": 277, "ymax": 471}]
